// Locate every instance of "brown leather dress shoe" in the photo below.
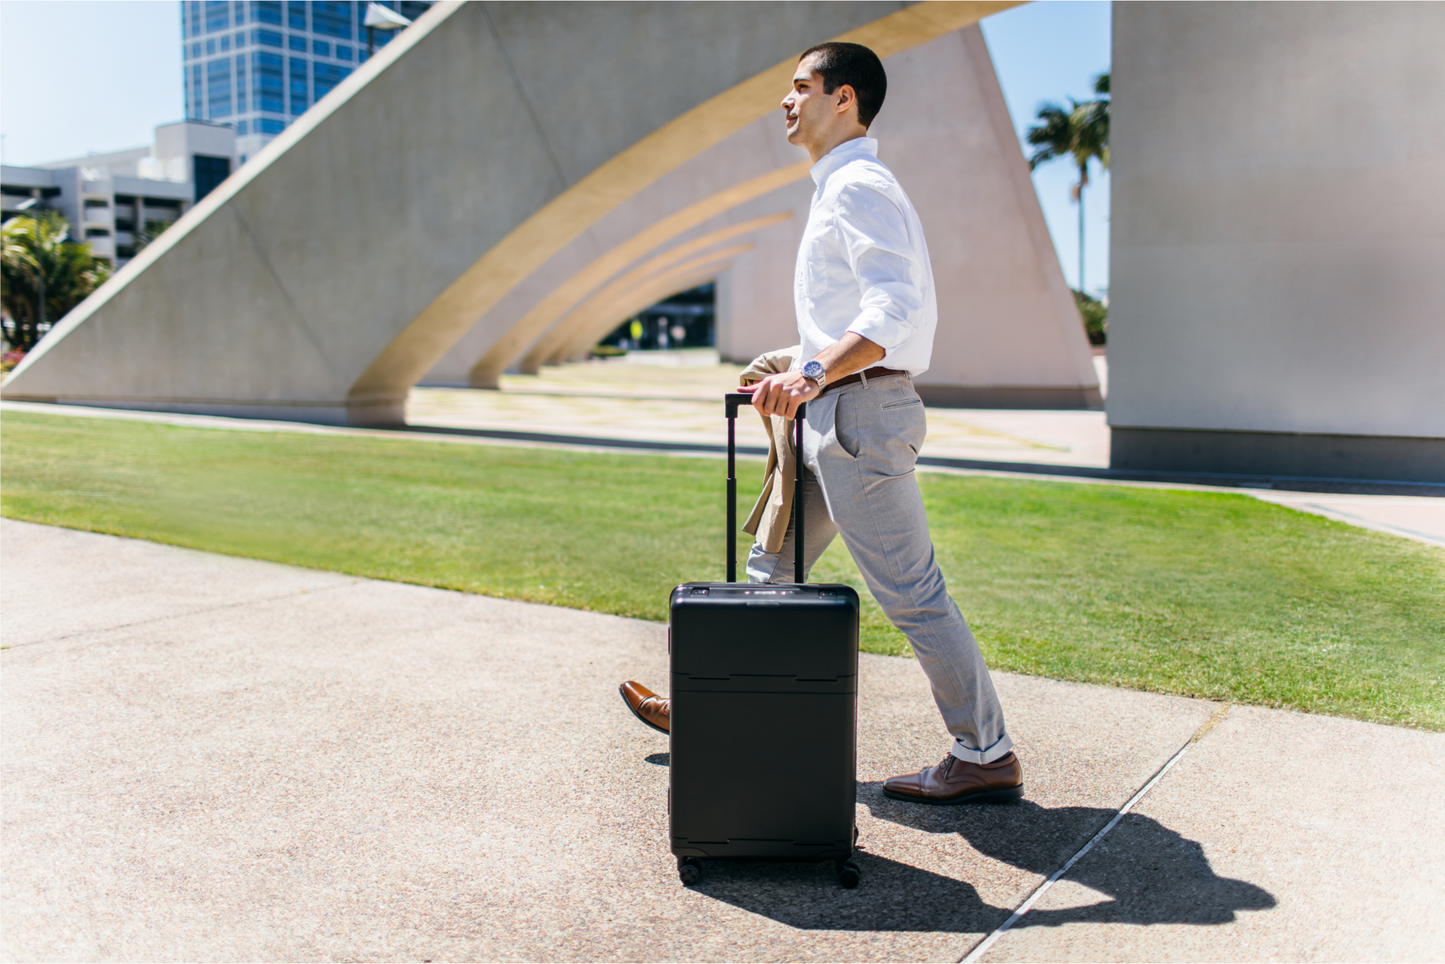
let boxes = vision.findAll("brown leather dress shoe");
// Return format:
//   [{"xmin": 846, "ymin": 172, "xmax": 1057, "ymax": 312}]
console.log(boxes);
[
  {"xmin": 619, "ymin": 681, "xmax": 670, "ymax": 735},
  {"xmin": 883, "ymin": 751, "xmax": 1024, "ymax": 805}
]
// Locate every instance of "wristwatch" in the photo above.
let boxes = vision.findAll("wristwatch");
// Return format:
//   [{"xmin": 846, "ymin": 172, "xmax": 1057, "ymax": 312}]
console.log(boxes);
[{"xmin": 801, "ymin": 359, "xmax": 827, "ymax": 390}]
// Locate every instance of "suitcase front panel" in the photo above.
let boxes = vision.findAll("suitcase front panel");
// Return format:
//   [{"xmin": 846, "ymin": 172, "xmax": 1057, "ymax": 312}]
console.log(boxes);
[
  {"xmin": 671, "ymin": 690, "xmax": 855, "ymax": 858},
  {"xmin": 668, "ymin": 583, "xmax": 860, "ymax": 861}
]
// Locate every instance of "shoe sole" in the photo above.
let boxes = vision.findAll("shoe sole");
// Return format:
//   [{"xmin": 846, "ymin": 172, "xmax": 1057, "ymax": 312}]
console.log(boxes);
[
  {"xmin": 882, "ymin": 783, "xmax": 1024, "ymax": 805},
  {"xmin": 619, "ymin": 683, "xmax": 670, "ymax": 736}
]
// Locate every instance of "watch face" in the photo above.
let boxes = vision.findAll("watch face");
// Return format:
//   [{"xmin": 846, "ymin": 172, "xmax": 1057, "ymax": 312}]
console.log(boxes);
[{"xmin": 803, "ymin": 361, "xmax": 824, "ymax": 379}]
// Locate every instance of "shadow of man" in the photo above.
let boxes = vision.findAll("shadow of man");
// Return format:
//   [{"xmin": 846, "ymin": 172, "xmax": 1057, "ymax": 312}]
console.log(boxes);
[
  {"xmin": 654, "ymin": 759, "xmax": 1274, "ymax": 934},
  {"xmin": 862, "ymin": 781, "xmax": 1276, "ymax": 929}
]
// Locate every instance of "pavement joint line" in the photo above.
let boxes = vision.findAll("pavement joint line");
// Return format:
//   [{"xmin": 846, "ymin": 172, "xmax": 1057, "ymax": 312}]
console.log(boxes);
[
  {"xmin": 0, "ymin": 578, "xmax": 361, "ymax": 651},
  {"xmin": 959, "ymin": 703, "xmax": 1234, "ymax": 963}
]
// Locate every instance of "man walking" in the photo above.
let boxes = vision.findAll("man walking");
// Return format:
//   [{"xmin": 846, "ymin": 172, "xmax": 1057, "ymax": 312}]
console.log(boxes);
[{"xmin": 621, "ymin": 42, "xmax": 1021, "ymax": 804}]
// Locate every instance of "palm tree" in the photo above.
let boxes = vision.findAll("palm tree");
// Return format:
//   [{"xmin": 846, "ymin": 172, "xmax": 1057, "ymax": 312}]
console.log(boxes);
[
  {"xmin": 1, "ymin": 211, "xmax": 112, "ymax": 352},
  {"xmin": 1026, "ymin": 71, "xmax": 1109, "ymax": 293}
]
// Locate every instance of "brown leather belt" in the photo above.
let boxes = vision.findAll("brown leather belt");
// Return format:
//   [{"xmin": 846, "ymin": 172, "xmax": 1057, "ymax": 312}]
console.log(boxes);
[{"xmin": 821, "ymin": 366, "xmax": 908, "ymax": 393}]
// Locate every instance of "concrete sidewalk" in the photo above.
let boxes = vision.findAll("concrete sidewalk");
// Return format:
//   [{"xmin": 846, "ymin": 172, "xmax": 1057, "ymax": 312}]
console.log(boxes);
[{"xmin": 3, "ymin": 519, "xmax": 1441, "ymax": 961}]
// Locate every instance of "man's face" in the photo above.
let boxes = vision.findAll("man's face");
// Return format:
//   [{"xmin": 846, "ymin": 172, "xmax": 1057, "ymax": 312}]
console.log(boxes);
[{"xmin": 781, "ymin": 55, "xmax": 836, "ymax": 149}]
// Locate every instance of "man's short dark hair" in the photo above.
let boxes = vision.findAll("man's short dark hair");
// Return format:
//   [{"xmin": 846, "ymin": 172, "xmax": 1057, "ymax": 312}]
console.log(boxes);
[{"xmin": 799, "ymin": 42, "xmax": 887, "ymax": 129}]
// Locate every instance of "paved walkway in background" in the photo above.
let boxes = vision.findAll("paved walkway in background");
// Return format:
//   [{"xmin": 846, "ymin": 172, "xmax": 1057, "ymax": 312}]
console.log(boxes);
[{"xmin": 3, "ymin": 519, "xmax": 1442, "ymax": 961}]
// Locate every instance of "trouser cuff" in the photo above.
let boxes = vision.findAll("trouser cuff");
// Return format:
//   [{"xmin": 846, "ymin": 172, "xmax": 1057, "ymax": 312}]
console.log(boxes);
[{"xmin": 951, "ymin": 733, "xmax": 1014, "ymax": 765}]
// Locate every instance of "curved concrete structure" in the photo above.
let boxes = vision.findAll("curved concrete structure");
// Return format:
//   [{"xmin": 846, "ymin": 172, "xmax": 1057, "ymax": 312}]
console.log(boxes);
[
  {"xmin": 551, "ymin": 252, "xmax": 754, "ymax": 366},
  {"xmin": 431, "ymin": 23, "xmax": 1101, "ymax": 408},
  {"xmin": 519, "ymin": 214, "xmax": 791, "ymax": 372},
  {"xmin": 4, "ymin": 1, "xmax": 1015, "ymax": 424}
]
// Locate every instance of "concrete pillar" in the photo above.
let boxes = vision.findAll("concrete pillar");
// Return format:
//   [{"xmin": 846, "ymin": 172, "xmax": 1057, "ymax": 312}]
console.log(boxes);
[{"xmin": 1108, "ymin": 2, "xmax": 1445, "ymax": 482}]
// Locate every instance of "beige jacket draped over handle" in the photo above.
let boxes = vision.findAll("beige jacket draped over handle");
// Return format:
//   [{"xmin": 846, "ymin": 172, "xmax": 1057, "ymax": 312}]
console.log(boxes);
[{"xmin": 739, "ymin": 346, "xmax": 801, "ymax": 554}]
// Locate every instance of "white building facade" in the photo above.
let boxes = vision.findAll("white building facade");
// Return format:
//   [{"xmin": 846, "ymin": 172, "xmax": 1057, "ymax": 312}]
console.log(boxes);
[{"xmin": 1, "ymin": 122, "xmax": 235, "ymax": 267}]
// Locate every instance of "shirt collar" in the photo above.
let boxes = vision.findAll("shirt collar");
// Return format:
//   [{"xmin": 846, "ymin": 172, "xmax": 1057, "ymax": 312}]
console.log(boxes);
[{"xmin": 809, "ymin": 136, "xmax": 878, "ymax": 187}]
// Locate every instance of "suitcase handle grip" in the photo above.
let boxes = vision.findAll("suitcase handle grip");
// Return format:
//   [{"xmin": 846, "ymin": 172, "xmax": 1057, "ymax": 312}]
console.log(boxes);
[{"xmin": 724, "ymin": 393, "xmax": 805, "ymax": 583}]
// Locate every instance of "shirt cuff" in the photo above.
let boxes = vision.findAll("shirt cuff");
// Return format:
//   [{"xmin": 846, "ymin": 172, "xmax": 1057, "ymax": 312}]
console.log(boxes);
[{"xmin": 846, "ymin": 308, "xmax": 906, "ymax": 353}]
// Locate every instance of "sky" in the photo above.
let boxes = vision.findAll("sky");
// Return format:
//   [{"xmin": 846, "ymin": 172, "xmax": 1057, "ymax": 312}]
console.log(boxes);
[{"xmin": 0, "ymin": 0, "xmax": 1111, "ymax": 293}]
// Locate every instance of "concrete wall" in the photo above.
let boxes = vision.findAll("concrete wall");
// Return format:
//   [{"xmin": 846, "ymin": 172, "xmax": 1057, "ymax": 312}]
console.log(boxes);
[
  {"xmin": 1108, "ymin": 2, "xmax": 1445, "ymax": 482},
  {"xmin": 6, "ymin": 1, "xmax": 1016, "ymax": 424}
]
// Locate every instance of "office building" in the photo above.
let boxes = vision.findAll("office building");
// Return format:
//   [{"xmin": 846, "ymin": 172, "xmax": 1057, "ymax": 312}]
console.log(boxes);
[
  {"xmin": 1, "ymin": 121, "xmax": 237, "ymax": 267},
  {"xmin": 181, "ymin": 1, "xmax": 433, "ymax": 163}
]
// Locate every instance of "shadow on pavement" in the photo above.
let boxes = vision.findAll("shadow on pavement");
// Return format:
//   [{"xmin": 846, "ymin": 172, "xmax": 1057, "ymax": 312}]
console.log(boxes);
[
  {"xmin": 862, "ymin": 781, "xmax": 1277, "ymax": 929},
  {"xmin": 682, "ymin": 781, "xmax": 1274, "ymax": 933},
  {"xmin": 689, "ymin": 849, "xmax": 1010, "ymax": 933}
]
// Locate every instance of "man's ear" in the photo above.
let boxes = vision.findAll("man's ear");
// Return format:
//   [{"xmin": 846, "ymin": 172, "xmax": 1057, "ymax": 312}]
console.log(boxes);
[{"xmin": 835, "ymin": 83, "xmax": 857, "ymax": 115}]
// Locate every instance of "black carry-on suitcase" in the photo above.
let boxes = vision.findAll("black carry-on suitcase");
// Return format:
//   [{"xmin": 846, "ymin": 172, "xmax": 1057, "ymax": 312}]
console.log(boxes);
[{"xmin": 668, "ymin": 393, "xmax": 862, "ymax": 889}]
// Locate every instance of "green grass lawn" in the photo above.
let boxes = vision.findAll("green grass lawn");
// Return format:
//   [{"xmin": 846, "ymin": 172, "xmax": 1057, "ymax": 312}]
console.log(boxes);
[{"xmin": 4, "ymin": 410, "xmax": 1442, "ymax": 729}]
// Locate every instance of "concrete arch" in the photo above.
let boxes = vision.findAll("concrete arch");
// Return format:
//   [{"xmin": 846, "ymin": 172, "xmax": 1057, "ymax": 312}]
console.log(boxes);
[
  {"xmin": 517, "ymin": 213, "xmax": 792, "ymax": 373},
  {"xmin": 4, "ymin": 1, "xmax": 1013, "ymax": 424},
  {"xmin": 417, "ymin": 110, "xmax": 813, "ymax": 387},
  {"xmin": 551, "ymin": 247, "xmax": 756, "ymax": 364},
  {"xmin": 466, "ymin": 164, "xmax": 808, "ymax": 387}
]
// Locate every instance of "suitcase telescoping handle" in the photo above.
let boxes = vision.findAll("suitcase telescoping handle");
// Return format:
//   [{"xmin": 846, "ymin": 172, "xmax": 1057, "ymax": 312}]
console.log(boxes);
[{"xmin": 724, "ymin": 393, "xmax": 806, "ymax": 583}]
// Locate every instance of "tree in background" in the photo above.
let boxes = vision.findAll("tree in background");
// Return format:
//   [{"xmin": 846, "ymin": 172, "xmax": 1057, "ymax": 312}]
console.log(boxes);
[
  {"xmin": 1, "ymin": 211, "xmax": 112, "ymax": 353},
  {"xmin": 1027, "ymin": 71, "xmax": 1110, "ymax": 302},
  {"xmin": 1073, "ymin": 289, "xmax": 1106, "ymax": 347}
]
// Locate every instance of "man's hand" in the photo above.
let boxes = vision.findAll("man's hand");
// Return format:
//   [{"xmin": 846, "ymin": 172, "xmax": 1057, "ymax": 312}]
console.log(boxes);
[
  {"xmin": 741, "ymin": 332, "xmax": 885, "ymax": 418},
  {"xmin": 742, "ymin": 369, "xmax": 820, "ymax": 419}
]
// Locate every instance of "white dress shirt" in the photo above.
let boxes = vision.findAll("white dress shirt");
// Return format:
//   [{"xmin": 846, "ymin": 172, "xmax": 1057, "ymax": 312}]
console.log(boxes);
[{"xmin": 794, "ymin": 137, "xmax": 937, "ymax": 377}]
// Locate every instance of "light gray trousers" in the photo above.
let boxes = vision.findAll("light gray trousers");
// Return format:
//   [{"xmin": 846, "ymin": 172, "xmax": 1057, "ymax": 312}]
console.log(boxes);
[{"xmin": 745, "ymin": 373, "xmax": 1013, "ymax": 765}]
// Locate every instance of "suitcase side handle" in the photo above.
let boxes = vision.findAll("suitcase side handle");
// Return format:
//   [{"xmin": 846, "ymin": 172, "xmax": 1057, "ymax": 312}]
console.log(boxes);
[{"xmin": 724, "ymin": 393, "xmax": 805, "ymax": 583}]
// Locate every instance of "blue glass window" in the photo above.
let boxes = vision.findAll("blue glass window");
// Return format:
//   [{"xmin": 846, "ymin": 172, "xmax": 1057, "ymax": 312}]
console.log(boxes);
[
  {"xmin": 234, "ymin": 30, "xmax": 246, "ymax": 48},
  {"xmin": 289, "ymin": 56, "xmax": 309, "ymax": 114},
  {"xmin": 253, "ymin": 28, "xmax": 282, "ymax": 47},
  {"xmin": 191, "ymin": 41, "xmax": 202, "ymax": 58},
  {"xmin": 191, "ymin": 63, "xmax": 204, "ymax": 118},
  {"xmin": 188, "ymin": 1, "xmax": 202, "ymax": 39},
  {"xmin": 289, "ymin": 34, "xmax": 307, "ymax": 51},
  {"xmin": 206, "ymin": 38, "xmax": 216, "ymax": 55},
  {"xmin": 335, "ymin": 43, "xmax": 353, "ymax": 61},
  {"xmin": 313, "ymin": 62, "xmax": 350, "ymax": 99},
  {"xmin": 236, "ymin": 120, "xmax": 249, "ymax": 135},
  {"xmin": 220, "ymin": 34, "xmax": 231, "ymax": 51},
  {"xmin": 205, "ymin": 0, "xmax": 230, "ymax": 33},
  {"xmin": 311, "ymin": 1, "xmax": 353, "ymax": 39},
  {"xmin": 250, "ymin": 1, "xmax": 281, "ymax": 25},
  {"xmin": 252, "ymin": 50, "xmax": 285, "ymax": 113},
  {"xmin": 313, "ymin": 39, "xmax": 330, "ymax": 56},
  {"xmin": 207, "ymin": 58, "xmax": 233, "ymax": 118},
  {"xmin": 235, "ymin": 55, "xmax": 248, "ymax": 111},
  {"xmin": 259, "ymin": 118, "xmax": 286, "ymax": 135},
  {"xmin": 233, "ymin": 0, "xmax": 246, "ymax": 24},
  {"xmin": 287, "ymin": 1, "xmax": 307, "ymax": 30}
]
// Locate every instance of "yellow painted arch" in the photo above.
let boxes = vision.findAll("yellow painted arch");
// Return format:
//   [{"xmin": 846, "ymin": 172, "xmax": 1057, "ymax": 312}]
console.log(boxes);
[
  {"xmin": 516, "ymin": 212, "xmax": 793, "ymax": 374},
  {"xmin": 465, "ymin": 164, "xmax": 807, "ymax": 387},
  {"xmin": 565, "ymin": 266, "xmax": 747, "ymax": 365},
  {"xmin": 551, "ymin": 244, "xmax": 757, "ymax": 364}
]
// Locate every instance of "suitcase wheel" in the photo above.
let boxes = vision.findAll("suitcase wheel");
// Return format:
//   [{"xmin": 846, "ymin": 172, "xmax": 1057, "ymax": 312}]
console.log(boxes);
[
  {"xmin": 835, "ymin": 859, "xmax": 861, "ymax": 889},
  {"xmin": 677, "ymin": 856, "xmax": 704, "ymax": 886}
]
